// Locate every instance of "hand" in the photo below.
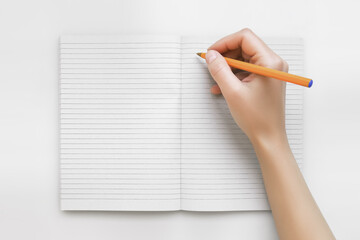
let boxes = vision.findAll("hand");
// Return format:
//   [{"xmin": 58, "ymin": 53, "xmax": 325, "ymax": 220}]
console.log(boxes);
[
  {"xmin": 206, "ymin": 29, "xmax": 335, "ymax": 240},
  {"xmin": 206, "ymin": 28, "xmax": 289, "ymax": 144}
]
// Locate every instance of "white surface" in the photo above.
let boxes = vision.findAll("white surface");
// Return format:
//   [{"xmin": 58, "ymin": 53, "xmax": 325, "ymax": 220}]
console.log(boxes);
[{"xmin": 0, "ymin": 0, "xmax": 359, "ymax": 239}]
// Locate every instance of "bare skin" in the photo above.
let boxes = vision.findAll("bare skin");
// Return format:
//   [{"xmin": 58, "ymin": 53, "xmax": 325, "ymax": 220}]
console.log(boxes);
[{"xmin": 205, "ymin": 28, "xmax": 335, "ymax": 240}]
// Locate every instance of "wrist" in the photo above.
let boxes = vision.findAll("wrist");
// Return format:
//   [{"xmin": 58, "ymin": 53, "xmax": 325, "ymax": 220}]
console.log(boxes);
[{"xmin": 249, "ymin": 130, "xmax": 291, "ymax": 161}]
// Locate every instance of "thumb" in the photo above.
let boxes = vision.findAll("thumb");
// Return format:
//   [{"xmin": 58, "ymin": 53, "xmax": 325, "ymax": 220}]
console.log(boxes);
[{"xmin": 205, "ymin": 50, "xmax": 241, "ymax": 94}]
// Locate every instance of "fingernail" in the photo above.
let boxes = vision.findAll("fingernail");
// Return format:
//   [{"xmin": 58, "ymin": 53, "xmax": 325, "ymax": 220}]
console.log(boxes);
[{"xmin": 206, "ymin": 50, "xmax": 217, "ymax": 64}]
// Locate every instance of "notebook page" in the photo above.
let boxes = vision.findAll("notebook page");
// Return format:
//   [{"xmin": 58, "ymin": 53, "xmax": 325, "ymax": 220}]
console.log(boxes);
[
  {"xmin": 60, "ymin": 35, "xmax": 181, "ymax": 211},
  {"xmin": 180, "ymin": 36, "xmax": 303, "ymax": 211}
]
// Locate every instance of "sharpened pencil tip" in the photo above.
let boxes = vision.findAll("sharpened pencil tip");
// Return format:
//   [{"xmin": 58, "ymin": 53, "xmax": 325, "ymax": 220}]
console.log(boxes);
[{"xmin": 196, "ymin": 52, "xmax": 202, "ymax": 57}]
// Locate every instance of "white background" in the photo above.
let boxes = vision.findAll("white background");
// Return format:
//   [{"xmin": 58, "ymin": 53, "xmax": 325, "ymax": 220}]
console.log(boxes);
[{"xmin": 0, "ymin": 0, "xmax": 359, "ymax": 239}]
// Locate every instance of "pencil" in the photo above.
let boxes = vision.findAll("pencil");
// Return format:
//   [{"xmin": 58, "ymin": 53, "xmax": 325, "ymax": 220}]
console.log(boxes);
[{"xmin": 196, "ymin": 52, "xmax": 313, "ymax": 88}]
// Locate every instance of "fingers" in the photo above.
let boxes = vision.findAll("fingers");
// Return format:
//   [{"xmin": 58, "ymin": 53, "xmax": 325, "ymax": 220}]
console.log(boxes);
[
  {"xmin": 208, "ymin": 28, "xmax": 287, "ymax": 71},
  {"xmin": 210, "ymin": 84, "xmax": 222, "ymax": 95},
  {"xmin": 208, "ymin": 28, "xmax": 271, "ymax": 56},
  {"xmin": 205, "ymin": 50, "xmax": 242, "ymax": 94}
]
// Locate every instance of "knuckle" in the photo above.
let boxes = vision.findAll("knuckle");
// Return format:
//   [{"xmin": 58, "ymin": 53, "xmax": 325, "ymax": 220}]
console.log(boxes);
[
  {"xmin": 241, "ymin": 28, "xmax": 253, "ymax": 35},
  {"xmin": 273, "ymin": 57, "xmax": 283, "ymax": 69},
  {"xmin": 235, "ymin": 28, "xmax": 254, "ymax": 39},
  {"xmin": 283, "ymin": 61, "xmax": 289, "ymax": 72},
  {"xmin": 265, "ymin": 56, "xmax": 287, "ymax": 71}
]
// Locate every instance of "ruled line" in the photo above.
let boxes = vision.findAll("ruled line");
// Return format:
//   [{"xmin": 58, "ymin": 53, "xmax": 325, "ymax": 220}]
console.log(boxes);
[{"xmin": 60, "ymin": 36, "xmax": 303, "ymax": 211}]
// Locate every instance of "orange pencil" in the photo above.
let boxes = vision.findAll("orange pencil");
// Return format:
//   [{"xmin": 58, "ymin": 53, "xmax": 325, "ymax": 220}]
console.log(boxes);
[{"xmin": 196, "ymin": 52, "xmax": 313, "ymax": 88}]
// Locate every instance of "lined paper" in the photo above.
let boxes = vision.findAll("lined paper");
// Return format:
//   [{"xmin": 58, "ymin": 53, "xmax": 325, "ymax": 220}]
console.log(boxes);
[
  {"xmin": 60, "ymin": 35, "xmax": 304, "ymax": 211},
  {"xmin": 60, "ymin": 36, "xmax": 182, "ymax": 210},
  {"xmin": 180, "ymin": 36, "xmax": 303, "ymax": 211}
]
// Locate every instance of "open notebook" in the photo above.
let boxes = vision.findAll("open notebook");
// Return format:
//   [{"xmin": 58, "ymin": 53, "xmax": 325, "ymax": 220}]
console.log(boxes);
[{"xmin": 60, "ymin": 35, "xmax": 304, "ymax": 211}]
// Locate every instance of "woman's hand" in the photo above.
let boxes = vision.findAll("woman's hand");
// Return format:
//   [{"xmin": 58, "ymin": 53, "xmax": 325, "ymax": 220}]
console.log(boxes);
[
  {"xmin": 205, "ymin": 28, "xmax": 289, "ymax": 145},
  {"xmin": 205, "ymin": 29, "xmax": 335, "ymax": 240}
]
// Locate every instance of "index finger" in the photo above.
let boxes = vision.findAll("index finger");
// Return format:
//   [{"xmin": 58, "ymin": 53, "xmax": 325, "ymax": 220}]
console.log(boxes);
[{"xmin": 208, "ymin": 28, "xmax": 275, "ymax": 59}]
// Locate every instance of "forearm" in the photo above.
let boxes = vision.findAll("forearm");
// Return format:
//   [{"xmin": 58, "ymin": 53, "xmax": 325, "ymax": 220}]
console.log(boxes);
[
  {"xmin": 206, "ymin": 29, "xmax": 334, "ymax": 238},
  {"xmin": 252, "ymin": 135, "xmax": 335, "ymax": 240}
]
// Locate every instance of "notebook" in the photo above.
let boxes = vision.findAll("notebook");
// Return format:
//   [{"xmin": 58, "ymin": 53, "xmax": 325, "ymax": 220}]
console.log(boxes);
[{"xmin": 59, "ymin": 35, "xmax": 304, "ymax": 211}]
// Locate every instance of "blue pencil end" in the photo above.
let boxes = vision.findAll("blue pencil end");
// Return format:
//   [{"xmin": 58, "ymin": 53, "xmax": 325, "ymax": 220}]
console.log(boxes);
[{"xmin": 308, "ymin": 80, "xmax": 313, "ymax": 88}]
